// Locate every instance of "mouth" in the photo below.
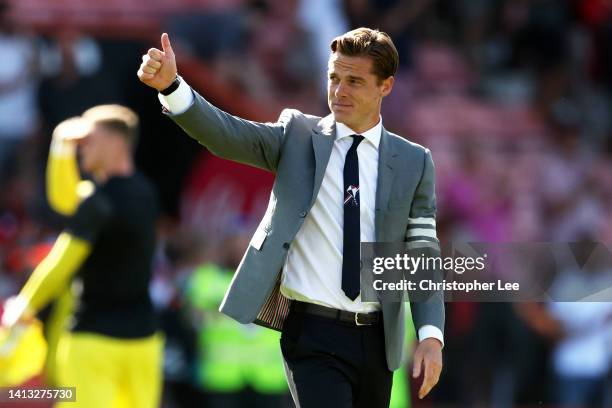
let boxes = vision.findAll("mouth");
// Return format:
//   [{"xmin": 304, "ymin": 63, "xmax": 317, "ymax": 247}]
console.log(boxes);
[{"xmin": 332, "ymin": 103, "xmax": 353, "ymax": 109}]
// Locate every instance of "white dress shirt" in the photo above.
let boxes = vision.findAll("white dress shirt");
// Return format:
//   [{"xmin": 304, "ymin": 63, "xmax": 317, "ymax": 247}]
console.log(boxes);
[
  {"xmin": 280, "ymin": 120, "xmax": 381, "ymax": 313},
  {"xmin": 159, "ymin": 78, "xmax": 444, "ymax": 345}
]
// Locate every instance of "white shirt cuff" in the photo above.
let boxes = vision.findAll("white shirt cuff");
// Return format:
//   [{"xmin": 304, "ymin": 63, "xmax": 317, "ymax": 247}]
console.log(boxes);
[
  {"xmin": 157, "ymin": 76, "xmax": 194, "ymax": 114},
  {"xmin": 418, "ymin": 325, "xmax": 444, "ymax": 347},
  {"xmin": 1, "ymin": 295, "xmax": 29, "ymax": 327}
]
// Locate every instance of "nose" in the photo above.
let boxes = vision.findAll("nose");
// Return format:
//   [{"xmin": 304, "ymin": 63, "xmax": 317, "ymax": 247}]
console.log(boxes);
[{"xmin": 334, "ymin": 81, "xmax": 348, "ymax": 99}]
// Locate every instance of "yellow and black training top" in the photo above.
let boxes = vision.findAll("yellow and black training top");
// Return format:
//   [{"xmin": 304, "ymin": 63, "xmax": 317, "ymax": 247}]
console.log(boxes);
[{"xmin": 66, "ymin": 172, "xmax": 159, "ymax": 338}]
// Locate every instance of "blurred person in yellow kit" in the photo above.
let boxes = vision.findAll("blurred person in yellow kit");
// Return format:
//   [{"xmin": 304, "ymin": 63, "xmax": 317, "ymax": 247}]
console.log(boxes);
[{"xmin": 0, "ymin": 105, "xmax": 163, "ymax": 408}]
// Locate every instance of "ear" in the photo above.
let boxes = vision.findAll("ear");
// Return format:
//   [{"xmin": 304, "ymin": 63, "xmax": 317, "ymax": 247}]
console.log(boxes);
[{"xmin": 381, "ymin": 76, "xmax": 394, "ymax": 97}]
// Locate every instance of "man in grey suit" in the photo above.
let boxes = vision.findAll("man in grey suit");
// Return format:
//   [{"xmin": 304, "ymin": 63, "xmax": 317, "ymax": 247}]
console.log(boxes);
[{"xmin": 138, "ymin": 27, "xmax": 444, "ymax": 407}]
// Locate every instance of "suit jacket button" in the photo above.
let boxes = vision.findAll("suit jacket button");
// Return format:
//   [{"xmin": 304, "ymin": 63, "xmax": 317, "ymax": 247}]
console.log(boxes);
[
  {"xmin": 283, "ymin": 242, "xmax": 290, "ymax": 249},
  {"xmin": 299, "ymin": 211, "xmax": 308, "ymax": 218}
]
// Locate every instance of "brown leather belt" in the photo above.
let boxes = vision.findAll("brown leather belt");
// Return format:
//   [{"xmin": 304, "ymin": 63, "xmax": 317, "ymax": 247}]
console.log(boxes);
[{"xmin": 291, "ymin": 301, "xmax": 381, "ymax": 326}]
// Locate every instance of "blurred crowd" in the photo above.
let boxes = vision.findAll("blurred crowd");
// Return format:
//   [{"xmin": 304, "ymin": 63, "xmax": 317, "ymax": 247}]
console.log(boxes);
[{"xmin": 0, "ymin": 0, "xmax": 611, "ymax": 407}]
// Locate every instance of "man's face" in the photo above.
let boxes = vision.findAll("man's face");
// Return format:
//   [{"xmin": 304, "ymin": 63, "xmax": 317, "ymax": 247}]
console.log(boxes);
[
  {"xmin": 79, "ymin": 123, "xmax": 113, "ymax": 174},
  {"xmin": 327, "ymin": 52, "xmax": 393, "ymax": 133}
]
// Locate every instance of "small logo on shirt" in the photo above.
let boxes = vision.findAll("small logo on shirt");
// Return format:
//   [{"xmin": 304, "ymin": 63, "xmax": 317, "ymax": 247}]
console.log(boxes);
[{"xmin": 344, "ymin": 185, "xmax": 359, "ymax": 207}]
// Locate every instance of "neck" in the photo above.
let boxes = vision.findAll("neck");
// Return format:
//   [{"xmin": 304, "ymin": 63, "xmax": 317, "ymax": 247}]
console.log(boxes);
[
  {"xmin": 93, "ymin": 157, "xmax": 134, "ymax": 183},
  {"xmin": 346, "ymin": 114, "xmax": 380, "ymax": 134}
]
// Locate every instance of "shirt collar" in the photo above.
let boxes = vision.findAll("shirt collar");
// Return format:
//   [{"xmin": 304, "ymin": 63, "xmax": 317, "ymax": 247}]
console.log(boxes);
[{"xmin": 335, "ymin": 117, "xmax": 382, "ymax": 149}]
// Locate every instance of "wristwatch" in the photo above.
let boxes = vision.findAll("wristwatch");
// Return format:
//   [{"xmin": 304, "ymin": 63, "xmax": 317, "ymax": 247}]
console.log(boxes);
[{"xmin": 160, "ymin": 76, "xmax": 181, "ymax": 95}]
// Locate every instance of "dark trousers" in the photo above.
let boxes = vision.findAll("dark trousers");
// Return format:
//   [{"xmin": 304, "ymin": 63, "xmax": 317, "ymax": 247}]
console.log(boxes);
[{"xmin": 280, "ymin": 307, "xmax": 393, "ymax": 408}]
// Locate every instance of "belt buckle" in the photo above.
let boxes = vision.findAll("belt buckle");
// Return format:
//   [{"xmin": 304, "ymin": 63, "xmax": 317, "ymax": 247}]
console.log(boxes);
[{"xmin": 354, "ymin": 312, "xmax": 367, "ymax": 326}]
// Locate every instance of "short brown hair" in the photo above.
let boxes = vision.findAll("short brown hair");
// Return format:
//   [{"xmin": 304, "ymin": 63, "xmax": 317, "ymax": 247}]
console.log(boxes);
[
  {"xmin": 82, "ymin": 104, "xmax": 139, "ymax": 148},
  {"xmin": 330, "ymin": 27, "xmax": 399, "ymax": 81}
]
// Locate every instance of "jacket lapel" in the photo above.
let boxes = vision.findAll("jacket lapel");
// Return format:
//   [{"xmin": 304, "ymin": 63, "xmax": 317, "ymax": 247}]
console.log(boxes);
[
  {"xmin": 375, "ymin": 128, "xmax": 398, "ymax": 242},
  {"xmin": 310, "ymin": 114, "xmax": 336, "ymax": 207}
]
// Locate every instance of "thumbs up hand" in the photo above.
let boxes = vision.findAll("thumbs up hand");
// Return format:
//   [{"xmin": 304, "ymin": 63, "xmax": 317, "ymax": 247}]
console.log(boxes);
[{"xmin": 138, "ymin": 32, "xmax": 178, "ymax": 91}]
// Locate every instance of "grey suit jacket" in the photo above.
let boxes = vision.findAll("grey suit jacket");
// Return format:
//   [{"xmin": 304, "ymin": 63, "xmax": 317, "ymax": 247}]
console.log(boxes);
[{"xmin": 168, "ymin": 90, "xmax": 445, "ymax": 371}]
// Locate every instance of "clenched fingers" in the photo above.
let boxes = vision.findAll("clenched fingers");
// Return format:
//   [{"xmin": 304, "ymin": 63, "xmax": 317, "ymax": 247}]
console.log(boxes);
[
  {"xmin": 147, "ymin": 48, "xmax": 163, "ymax": 61},
  {"xmin": 142, "ymin": 54, "xmax": 161, "ymax": 69},
  {"xmin": 140, "ymin": 64, "xmax": 157, "ymax": 75},
  {"xmin": 137, "ymin": 68, "xmax": 154, "ymax": 81},
  {"xmin": 139, "ymin": 55, "xmax": 161, "ymax": 77}
]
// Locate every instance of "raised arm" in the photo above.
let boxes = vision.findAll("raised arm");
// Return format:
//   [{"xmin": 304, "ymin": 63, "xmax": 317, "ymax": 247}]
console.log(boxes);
[
  {"xmin": 2, "ymin": 189, "xmax": 111, "ymax": 328},
  {"xmin": 46, "ymin": 118, "xmax": 94, "ymax": 216},
  {"xmin": 137, "ymin": 33, "xmax": 288, "ymax": 172},
  {"xmin": 1, "ymin": 233, "xmax": 91, "ymax": 328}
]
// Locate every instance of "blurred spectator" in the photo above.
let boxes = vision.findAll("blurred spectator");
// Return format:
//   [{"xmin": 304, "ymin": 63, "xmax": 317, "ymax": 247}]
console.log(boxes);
[
  {"xmin": 165, "ymin": 0, "xmax": 273, "ymax": 100},
  {"xmin": 297, "ymin": 0, "xmax": 348, "ymax": 94},
  {"xmin": 167, "ymin": 0, "xmax": 319, "ymax": 108},
  {"xmin": 151, "ymin": 224, "xmax": 201, "ymax": 408},
  {"xmin": 547, "ymin": 238, "xmax": 612, "ymax": 407},
  {"xmin": 184, "ymin": 224, "xmax": 290, "ymax": 408},
  {"xmin": 539, "ymin": 99, "xmax": 603, "ymax": 241},
  {"xmin": 441, "ymin": 138, "xmax": 512, "ymax": 242},
  {"xmin": 37, "ymin": 28, "xmax": 120, "ymax": 136},
  {"xmin": 344, "ymin": 0, "xmax": 434, "ymax": 69},
  {"xmin": 0, "ymin": 0, "xmax": 39, "ymax": 185},
  {"xmin": 166, "ymin": 1, "xmax": 267, "ymax": 62}
]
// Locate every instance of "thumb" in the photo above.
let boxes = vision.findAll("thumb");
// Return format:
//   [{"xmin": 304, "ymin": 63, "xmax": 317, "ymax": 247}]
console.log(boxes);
[{"xmin": 161, "ymin": 32, "xmax": 174, "ymax": 56}]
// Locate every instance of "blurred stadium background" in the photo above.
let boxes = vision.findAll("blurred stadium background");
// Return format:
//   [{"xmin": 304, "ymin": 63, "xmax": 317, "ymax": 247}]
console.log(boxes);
[{"xmin": 0, "ymin": 0, "xmax": 611, "ymax": 407}]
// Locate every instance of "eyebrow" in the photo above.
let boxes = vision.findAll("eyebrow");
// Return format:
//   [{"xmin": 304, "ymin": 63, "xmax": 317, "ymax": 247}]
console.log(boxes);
[
  {"xmin": 347, "ymin": 75, "xmax": 365, "ymax": 82},
  {"xmin": 328, "ymin": 73, "xmax": 366, "ymax": 82}
]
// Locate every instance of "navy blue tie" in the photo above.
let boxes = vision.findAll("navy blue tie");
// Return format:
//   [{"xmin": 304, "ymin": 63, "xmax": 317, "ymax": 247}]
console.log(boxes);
[{"xmin": 342, "ymin": 135, "xmax": 364, "ymax": 300}]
